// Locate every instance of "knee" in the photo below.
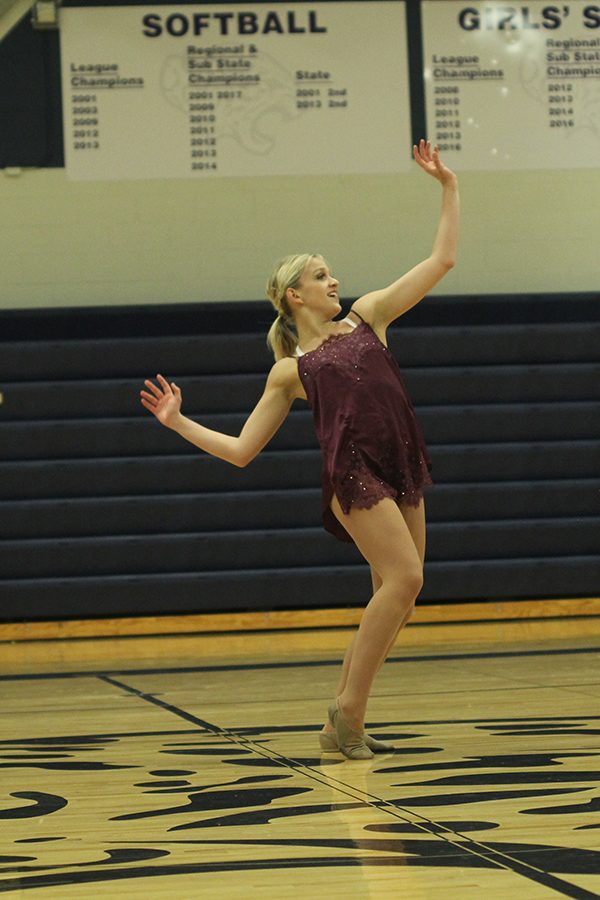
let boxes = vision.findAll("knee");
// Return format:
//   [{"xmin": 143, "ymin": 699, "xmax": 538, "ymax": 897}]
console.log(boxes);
[
  {"xmin": 386, "ymin": 561, "xmax": 423, "ymax": 602},
  {"xmin": 403, "ymin": 598, "xmax": 417, "ymax": 624},
  {"xmin": 404, "ymin": 562, "xmax": 424, "ymax": 599}
]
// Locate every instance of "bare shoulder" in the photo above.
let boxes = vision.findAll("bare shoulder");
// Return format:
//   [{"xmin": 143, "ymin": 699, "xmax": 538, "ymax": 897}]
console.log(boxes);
[
  {"xmin": 267, "ymin": 356, "xmax": 305, "ymax": 400},
  {"xmin": 349, "ymin": 293, "xmax": 377, "ymax": 320},
  {"xmin": 348, "ymin": 294, "xmax": 388, "ymax": 344}
]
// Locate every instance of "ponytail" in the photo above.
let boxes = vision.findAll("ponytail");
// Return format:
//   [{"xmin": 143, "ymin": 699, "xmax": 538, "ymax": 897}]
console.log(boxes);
[
  {"xmin": 266, "ymin": 314, "xmax": 298, "ymax": 361},
  {"xmin": 265, "ymin": 252, "xmax": 322, "ymax": 361}
]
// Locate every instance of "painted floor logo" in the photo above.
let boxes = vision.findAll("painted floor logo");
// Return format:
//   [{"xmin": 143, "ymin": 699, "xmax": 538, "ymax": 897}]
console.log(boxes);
[{"xmin": 1, "ymin": 712, "xmax": 600, "ymax": 895}]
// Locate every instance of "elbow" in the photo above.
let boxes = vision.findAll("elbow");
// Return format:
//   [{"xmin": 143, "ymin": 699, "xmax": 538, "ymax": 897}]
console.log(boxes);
[
  {"xmin": 233, "ymin": 450, "xmax": 254, "ymax": 468},
  {"xmin": 434, "ymin": 255, "xmax": 456, "ymax": 273},
  {"xmin": 226, "ymin": 436, "xmax": 254, "ymax": 468}
]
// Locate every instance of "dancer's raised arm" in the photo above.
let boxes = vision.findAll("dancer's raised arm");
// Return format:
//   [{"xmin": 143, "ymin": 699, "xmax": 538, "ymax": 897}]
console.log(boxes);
[
  {"xmin": 354, "ymin": 139, "xmax": 459, "ymax": 330},
  {"xmin": 140, "ymin": 359, "xmax": 299, "ymax": 467}
]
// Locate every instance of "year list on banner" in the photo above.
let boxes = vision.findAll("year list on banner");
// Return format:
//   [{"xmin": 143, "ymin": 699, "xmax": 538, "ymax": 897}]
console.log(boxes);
[
  {"xmin": 423, "ymin": 0, "xmax": 600, "ymax": 170},
  {"xmin": 60, "ymin": 3, "xmax": 412, "ymax": 181}
]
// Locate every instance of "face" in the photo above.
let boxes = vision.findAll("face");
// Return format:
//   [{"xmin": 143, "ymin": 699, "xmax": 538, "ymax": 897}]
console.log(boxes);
[{"xmin": 290, "ymin": 256, "xmax": 341, "ymax": 318}]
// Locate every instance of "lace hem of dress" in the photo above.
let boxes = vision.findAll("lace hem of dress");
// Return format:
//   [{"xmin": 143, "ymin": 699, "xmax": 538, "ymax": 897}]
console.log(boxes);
[{"xmin": 335, "ymin": 443, "xmax": 430, "ymax": 514}]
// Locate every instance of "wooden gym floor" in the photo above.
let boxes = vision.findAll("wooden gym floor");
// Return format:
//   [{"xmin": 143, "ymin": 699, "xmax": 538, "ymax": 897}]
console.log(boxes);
[{"xmin": 1, "ymin": 611, "xmax": 600, "ymax": 898}]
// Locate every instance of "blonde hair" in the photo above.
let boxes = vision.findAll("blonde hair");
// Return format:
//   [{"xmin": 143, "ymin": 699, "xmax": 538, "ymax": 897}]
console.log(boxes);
[{"xmin": 266, "ymin": 253, "xmax": 322, "ymax": 360}]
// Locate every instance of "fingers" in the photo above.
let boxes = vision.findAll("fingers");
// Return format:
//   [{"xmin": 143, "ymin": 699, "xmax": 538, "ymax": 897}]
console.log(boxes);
[
  {"xmin": 140, "ymin": 375, "xmax": 183, "ymax": 415},
  {"xmin": 156, "ymin": 373, "xmax": 173, "ymax": 394},
  {"xmin": 140, "ymin": 374, "xmax": 176, "ymax": 410},
  {"xmin": 413, "ymin": 139, "xmax": 448, "ymax": 182},
  {"xmin": 413, "ymin": 139, "xmax": 434, "ymax": 167},
  {"xmin": 142, "ymin": 374, "xmax": 174, "ymax": 397},
  {"xmin": 140, "ymin": 389, "xmax": 158, "ymax": 405},
  {"xmin": 143, "ymin": 378, "xmax": 163, "ymax": 399},
  {"xmin": 413, "ymin": 143, "xmax": 424, "ymax": 168}
]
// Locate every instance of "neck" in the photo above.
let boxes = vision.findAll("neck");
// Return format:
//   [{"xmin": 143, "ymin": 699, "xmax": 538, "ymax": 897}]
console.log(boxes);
[{"xmin": 295, "ymin": 308, "xmax": 349, "ymax": 353}]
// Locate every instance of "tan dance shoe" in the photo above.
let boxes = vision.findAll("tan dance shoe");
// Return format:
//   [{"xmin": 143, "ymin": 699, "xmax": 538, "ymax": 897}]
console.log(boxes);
[
  {"xmin": 327, "ymin": 699, "xmax": 374, "ymax": 760},
  {"xmin": 319, "ymin": 729, "xmax": 395, "ymax": 754}
]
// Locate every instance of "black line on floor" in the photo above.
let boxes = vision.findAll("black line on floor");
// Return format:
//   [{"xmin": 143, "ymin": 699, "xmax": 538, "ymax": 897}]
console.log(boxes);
[
  {"xmin": 2, "ymin": 644, "xmax": 599, "ymax": 682},
  {"xmin": 98, "ymin": 676, "xmax": 218, "ymax": 734},
  {"xmin": 96, "ymin": 674, "xmax": 600, "ymax": 900}
]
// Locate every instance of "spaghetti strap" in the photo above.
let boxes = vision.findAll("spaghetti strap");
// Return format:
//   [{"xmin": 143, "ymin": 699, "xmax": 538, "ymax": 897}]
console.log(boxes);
[{"xmin": 348, "ymin": 307, "xmax": 366, "ymax": 324}]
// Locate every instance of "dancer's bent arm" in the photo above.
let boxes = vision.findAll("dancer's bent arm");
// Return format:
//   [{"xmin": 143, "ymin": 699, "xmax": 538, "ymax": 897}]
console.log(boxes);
[
  {"xmin": 354, "ymin": 139, "xmax": 459, "ymax": 331},
  {"xmin": 141, "ymin": 358, "xmax": 299, "ymax": 467}
]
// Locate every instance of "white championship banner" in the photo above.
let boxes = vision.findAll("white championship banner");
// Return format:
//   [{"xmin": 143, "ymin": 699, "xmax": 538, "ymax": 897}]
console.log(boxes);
[
  {"xmin": 59, "ymin": 3, "xmax": 412, "ymax": 180},
  {"xmin": 422, "ymin": 0, "xmax": 600, "ymax": 170}
]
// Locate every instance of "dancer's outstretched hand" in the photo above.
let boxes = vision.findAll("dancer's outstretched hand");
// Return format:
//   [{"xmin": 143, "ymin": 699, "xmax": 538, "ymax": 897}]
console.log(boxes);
[
  {"xmin": 413, "ymin": 139, "xmax": 457, "ymax": 186},
  {"xmin": 140, "ymin": 374, "xmax": 182, "ymax": 428}
]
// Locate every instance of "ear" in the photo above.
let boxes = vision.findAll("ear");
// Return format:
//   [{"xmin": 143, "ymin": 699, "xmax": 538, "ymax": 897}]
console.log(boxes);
[{"xmin": 286, "ymin": 286, "xmax": 302, "ymax": 308}]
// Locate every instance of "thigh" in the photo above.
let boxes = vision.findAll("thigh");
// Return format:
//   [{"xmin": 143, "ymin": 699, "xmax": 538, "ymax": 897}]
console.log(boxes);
[
  {"xmin": 331, "ymin": 494, "xmax": 422, "ymax": 580},
  {"xmin": 365, "ymin": 498, "xmax": 426, "ymax": 589},
  {"xmin": 399, "ymin": 497, "xmax": 426, "ymax": 566}
]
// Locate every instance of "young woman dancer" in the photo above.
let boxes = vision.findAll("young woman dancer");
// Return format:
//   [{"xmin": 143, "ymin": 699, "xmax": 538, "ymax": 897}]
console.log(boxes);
[{"xmin": 141, "ymin": 139, "xmax": 459, "ymax": 759}]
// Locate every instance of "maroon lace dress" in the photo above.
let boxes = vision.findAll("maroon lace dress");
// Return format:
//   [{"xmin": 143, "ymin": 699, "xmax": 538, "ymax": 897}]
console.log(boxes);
[{"xmin": 297, "ymin": 313, "xmax": 432, "ymax": 543}]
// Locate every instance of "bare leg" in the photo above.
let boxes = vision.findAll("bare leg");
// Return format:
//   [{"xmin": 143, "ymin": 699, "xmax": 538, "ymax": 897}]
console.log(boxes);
[
  {"xmin": 326, "ymin": 499, "xmax": 425, "ymax": 704},
  {"xmin": 329, "ymin": 495, "xmax": 424, "ymax": 732},
  {"xmin": 321, "ymin": 568, "xmax": 382, "ymax": 737},
  {"xmin": 374, "ymin": 499, "xmax": 426, "ymax": 664},
  {"xmin": 334, "ymin": 568, "xmax": 381, "ymax": 693}
]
